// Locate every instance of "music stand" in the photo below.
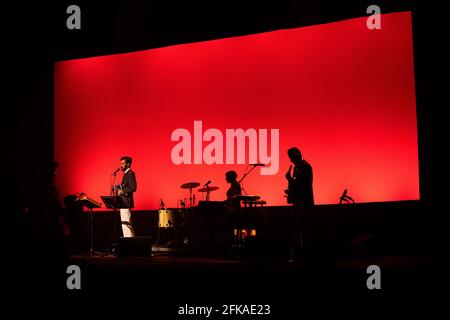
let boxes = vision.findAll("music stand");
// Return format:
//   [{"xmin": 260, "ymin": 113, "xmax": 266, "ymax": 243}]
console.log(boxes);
[
  {"xmin": 75, "ymin": 196, "xmax": 102, "ymax": 256},
  {"xmin": 101, "ymin": 196, "xmax": 128, "ymax": 253},
  {"xmin": 101, "ymin": 195, "xmax": 127, "ymax": 209}
]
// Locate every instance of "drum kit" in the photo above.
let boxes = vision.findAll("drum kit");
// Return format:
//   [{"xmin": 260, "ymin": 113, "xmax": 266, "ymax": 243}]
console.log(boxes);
[
  {"xmin": 155, "ymin": 178, "xmax": 267, "ymax": 253},
  {"xmin": 180, "ymin": 181, "xmax": 219, "ymax": 206},
  {"xmin": 155, "ymin": 180, "xmax": 220, "ymax": 250},
  {"xmin": 154, "ymin": 164, "xmax": 268, "ymax": 253}
]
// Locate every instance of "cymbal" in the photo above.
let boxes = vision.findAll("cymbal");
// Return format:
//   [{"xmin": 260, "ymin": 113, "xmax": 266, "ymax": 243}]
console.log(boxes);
[
  {"xmin": 198, "ymin": 186, "xmax": 219, "ymax": 192},
  {"xmin": 180, "ymin": 182, "xmax": 200, "ymax": 189}
]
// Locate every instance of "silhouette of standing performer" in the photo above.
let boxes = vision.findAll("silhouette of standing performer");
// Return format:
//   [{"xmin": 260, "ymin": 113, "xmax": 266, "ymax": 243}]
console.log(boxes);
[
  {"xmin": 285, "ymin": 147, "xmax": 314, "ymax": 250},
  {"xmin": 44, "ymin": 161, "xmax": 71, "ymax": 242},
  {"xmin": 39, "ymin": 161, "xmax": 70, "ymax": 293},
  {"xmin": 285, "ymin": 148, "xmax": 314, "ymax": 208},
  {"xmin": 116, "ymin": 156, "xmax": 137, "ymax": 237}
]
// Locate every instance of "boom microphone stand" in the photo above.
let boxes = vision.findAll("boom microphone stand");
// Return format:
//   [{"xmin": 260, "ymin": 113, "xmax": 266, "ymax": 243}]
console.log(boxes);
[
  {"xmin": 234, "ymin": 164, "xmax": 261, "ymax": 243},
  {"xmin": 238, "ymin": 164, "xmax": 259, "ymax": 195}
]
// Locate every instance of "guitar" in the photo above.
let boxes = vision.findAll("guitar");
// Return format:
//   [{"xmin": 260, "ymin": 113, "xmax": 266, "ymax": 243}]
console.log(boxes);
[{"xmin": 284, "ymin": 165, "xmax": 297, "ymax": 204}]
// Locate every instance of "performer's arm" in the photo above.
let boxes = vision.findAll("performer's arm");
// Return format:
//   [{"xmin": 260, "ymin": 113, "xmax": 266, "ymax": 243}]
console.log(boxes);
[
  {"xmin": 122, "ymin": 171, "xmax": 137, "ymax": 195},
  {"xmin": 285, "ymin": 165, "xmax": 293, "ymax": 182}
]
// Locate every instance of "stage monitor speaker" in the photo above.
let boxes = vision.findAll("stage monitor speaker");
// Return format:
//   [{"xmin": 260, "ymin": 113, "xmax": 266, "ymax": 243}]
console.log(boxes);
[{"xmin": 116, "ymin": 236, "xmax": 152, "ymax": 257}]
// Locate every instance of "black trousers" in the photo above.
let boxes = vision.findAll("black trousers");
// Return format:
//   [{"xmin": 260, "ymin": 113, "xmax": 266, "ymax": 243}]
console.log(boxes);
[{"xmin": 290, "ymin": 205, "xmax": 313, "ymax": 249}]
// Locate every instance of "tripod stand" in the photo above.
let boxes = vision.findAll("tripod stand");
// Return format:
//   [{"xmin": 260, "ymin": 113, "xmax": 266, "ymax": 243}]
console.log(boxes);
[
  {"xmin": 233, "ymin": 164, "xmax": 261, "ymax": 242},
  {"xmin": 238, "ymin": 164, "xmax": 259, "ymax": 195}
]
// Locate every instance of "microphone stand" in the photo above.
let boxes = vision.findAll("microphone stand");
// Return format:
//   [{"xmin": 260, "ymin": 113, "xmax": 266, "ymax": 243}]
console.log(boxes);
[
  {"xmin": 110, "ymin": 172, "xmax": 117, "ymax": 196},
  {"xmin": 109, "ymin": 171, "xmax": 119, "ymax": 254},
  {"xmin": 233, "ymin": 164, "xmax": 260, "ymax": 245},
  {"xmin": 238, "ymin": 164, "xmax": 259, "ymax": 195},
  {"xmin": 204, "ymin": 182, "xmax": 211, "ymax": 201}
]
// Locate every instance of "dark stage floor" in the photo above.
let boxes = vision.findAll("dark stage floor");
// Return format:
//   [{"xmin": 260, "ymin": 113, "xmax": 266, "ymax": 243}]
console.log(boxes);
[
  {"xmin": 65, "ymin": 252, "xmax": 438, "ymax": 299},
  {"xmin": 10, "ymin": 200, "xmax": 445, "ymax": 303}
]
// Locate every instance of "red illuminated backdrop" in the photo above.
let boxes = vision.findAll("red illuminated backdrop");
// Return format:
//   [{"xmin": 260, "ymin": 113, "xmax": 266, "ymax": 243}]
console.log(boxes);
[{"xmin": 55, "ymin": 12, "xmax": 419, "ymax": 210}]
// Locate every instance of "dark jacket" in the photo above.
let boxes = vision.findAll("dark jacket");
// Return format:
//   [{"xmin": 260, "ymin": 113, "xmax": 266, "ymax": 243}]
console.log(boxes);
[
  {"xmin": 120, "ymin": 169, "xmax": 137, "ymax": 208},
  {"xmin": 288, "ymin": 160, "xmax": 314, "ymax": 208}
]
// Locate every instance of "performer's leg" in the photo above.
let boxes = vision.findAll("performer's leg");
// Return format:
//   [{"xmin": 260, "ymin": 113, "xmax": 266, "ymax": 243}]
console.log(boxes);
[
  {"xmin": 300, "ymin": 207, "xmax": 314, "ymax": 248},
  {"xmin": 290, "ymin": 205, "xmax": 300, "ymax": 253},
  {"xmin": 120, "ymin": 208, "xmax": 134, "ymax": 237}
]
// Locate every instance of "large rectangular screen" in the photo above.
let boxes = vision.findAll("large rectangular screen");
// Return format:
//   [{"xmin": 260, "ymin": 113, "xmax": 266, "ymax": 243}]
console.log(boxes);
[{"xmin": 55, "ymin": 12, "xmax": 418, "ymax": 210}]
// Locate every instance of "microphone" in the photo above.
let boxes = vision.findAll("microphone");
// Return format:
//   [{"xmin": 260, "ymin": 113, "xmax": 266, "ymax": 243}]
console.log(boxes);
[
  {"xmin": 111, "ymin": 168, "xmax": 120, "ymax": 175},
  {"xmin": 204, "ymin": 180, "xmax": 211, "ymax": 187},
  {"xmin": 250, "ymin": 163, "xmax": 266, "ymax": 166}
]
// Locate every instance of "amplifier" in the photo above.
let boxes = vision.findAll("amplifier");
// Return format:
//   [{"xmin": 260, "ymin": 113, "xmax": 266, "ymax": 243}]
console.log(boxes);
[{"xmin": 116, "ymin": 236, "xmax": 152, "ymax": 257}]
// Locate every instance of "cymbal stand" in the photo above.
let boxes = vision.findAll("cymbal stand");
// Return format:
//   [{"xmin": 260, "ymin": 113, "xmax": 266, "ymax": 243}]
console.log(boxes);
[{"xmin": 189, "ymin": 187, "xmax": 194, "ymax": 208}]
